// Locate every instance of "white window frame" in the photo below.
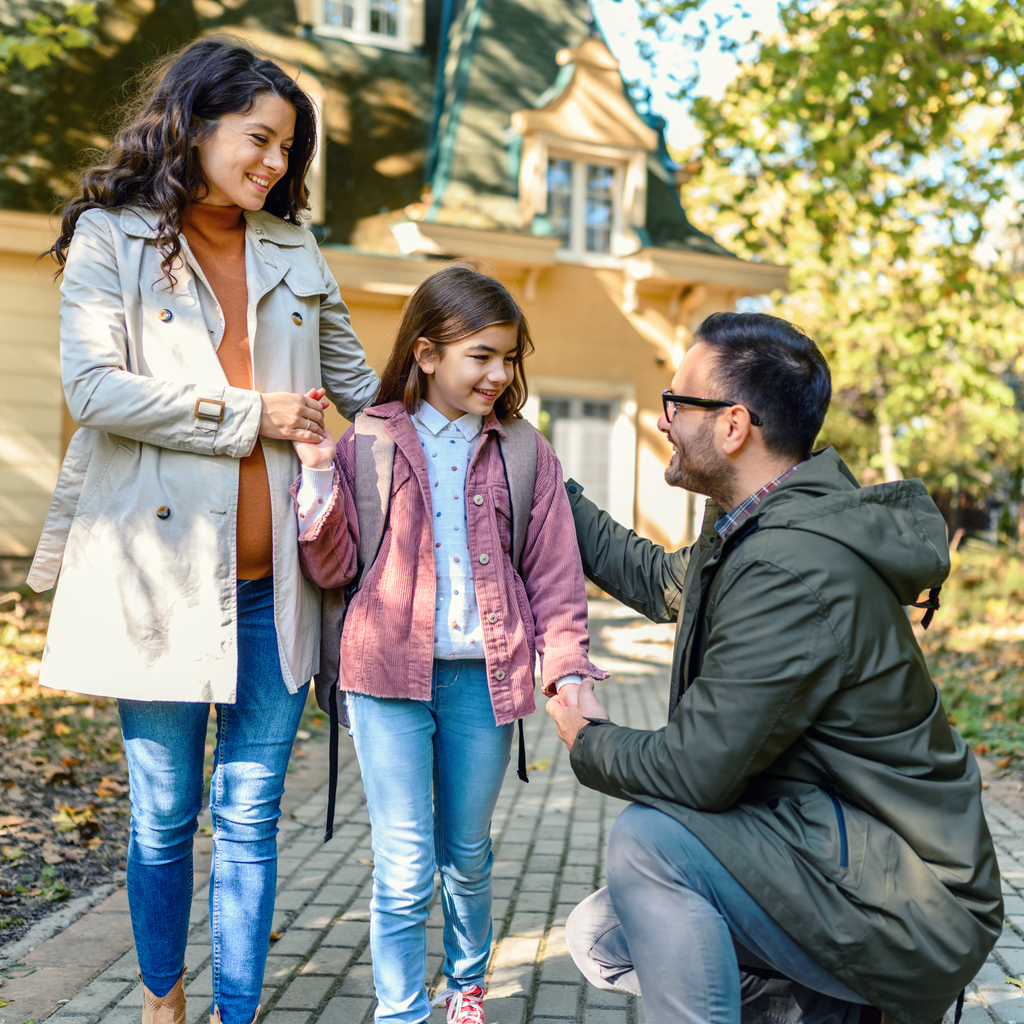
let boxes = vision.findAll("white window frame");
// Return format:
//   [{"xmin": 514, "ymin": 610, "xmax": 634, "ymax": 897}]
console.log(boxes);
[
  {"xmin": 518, "ymin": 132, "xmax": 646, "ymax": 266},
  {"xmin": 310, "ymin": 0, "xmax": 420, "ymax": 51},
  {"xmin": 546, "ymin": 155, "xmax": 622, "ymax": 259},
  {"xmin": 522, "ymin": 377, "xmax": 637, "ymax": 529}
]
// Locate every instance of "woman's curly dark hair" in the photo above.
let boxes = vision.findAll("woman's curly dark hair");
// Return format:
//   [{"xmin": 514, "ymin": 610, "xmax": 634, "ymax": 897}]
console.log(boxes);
[{"xmin": 47, "ymin": 36, "xmax": 317, "ymax": 277}]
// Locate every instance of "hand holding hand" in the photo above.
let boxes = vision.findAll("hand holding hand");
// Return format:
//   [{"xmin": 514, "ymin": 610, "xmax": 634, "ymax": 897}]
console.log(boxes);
[
  {"xmin": 294, "ymin": 425, "xmax": 337, "ymax": 470},
  {"xmin": 545, "ymin": 679, "xmax": 609, "ymax": 752},
  {"xmin": 261, "ymin": 387, "xmax": 329, "ymax": 442}
]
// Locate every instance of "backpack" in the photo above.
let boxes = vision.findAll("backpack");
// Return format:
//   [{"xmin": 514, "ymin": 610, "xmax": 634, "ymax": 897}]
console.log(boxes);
[{"xmin": 317, "ymin": 411, "xmax": 539, "ymax": 841}]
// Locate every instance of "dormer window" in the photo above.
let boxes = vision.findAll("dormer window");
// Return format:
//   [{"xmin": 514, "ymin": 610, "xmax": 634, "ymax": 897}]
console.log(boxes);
[
  {"xmin": 510, "ymin": 39, "xmax": 658, "ymax": 264},
  {"xmin": 300, "ymin": 0, "xmax": 424, "ymax": 50},
  {"xmin": 546, "ymin": 157, "xmax": 619, "ymax": 255}
]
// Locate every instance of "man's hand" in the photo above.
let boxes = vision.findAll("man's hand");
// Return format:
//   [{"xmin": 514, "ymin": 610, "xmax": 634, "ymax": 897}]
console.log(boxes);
[{"xmin": 546, "ymin": 679, "xmax": 610, "ymax": 752}]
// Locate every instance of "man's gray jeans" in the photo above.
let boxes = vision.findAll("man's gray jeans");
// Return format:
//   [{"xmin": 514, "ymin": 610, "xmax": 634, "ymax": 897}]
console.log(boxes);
[{"xmin": 566, "ymin": 804, "xmax": 868, "ymax": 1024}]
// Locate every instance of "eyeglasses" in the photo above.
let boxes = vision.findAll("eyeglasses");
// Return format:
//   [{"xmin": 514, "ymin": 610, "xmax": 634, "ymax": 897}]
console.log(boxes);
[{"xmin": 662, "ymin": 391, "xmax": 764, "ymax": 427}]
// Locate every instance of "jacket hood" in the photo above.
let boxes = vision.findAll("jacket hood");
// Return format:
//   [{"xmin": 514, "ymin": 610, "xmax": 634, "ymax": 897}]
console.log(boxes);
[{"xmin": 751, "ymin": 448, "xmax": 950, "ymax": 604}]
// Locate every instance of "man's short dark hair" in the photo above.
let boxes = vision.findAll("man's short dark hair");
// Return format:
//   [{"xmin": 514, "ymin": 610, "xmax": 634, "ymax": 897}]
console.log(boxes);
[{"xmin": 695, "ymin": 312, "xmax": 831, "ymax": 461}]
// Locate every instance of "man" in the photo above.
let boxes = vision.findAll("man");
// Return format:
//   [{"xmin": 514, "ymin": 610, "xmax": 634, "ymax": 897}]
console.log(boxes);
[{"xmin": 548, "ymin": 312, "xmax": 1001, "ymax": 1024}]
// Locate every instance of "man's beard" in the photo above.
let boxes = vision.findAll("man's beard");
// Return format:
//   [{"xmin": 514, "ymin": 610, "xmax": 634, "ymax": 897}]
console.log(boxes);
[{"xmin": 665, "ymin": 415, "xmax": 736, "ymax": 507}]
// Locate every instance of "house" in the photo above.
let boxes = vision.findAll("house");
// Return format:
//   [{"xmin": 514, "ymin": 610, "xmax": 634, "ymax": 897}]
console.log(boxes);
[{"xmin": 0, "ymin": 0, "xmax": 786, "ymax": 560}]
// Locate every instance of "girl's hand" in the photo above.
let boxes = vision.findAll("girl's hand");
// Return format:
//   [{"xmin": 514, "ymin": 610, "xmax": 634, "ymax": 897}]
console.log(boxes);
[
  {"xmin": 260, "ymin": 388, "xmax": 329, "ymax": 441},
  {"xmin": 558, "ymin": 682, "xmax": 581, "ymax": 708},
  {"xmin": 294, "ymin": 425, "xmax": 337, "ymax": 470}
]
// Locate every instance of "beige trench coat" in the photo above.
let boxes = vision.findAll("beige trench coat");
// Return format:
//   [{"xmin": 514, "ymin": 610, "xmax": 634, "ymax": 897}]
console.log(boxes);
[{"xmin": 28, "ymin": 206, "xmax": 378, "ymax": 703}]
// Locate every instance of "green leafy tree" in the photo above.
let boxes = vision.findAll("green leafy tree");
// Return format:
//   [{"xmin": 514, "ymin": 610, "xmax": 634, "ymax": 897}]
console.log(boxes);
[
  {"xmin": 641, "ymin": 0, "xmax": 1024, "ymax": 530},
  {"xmin": 0, "ymin": 2, "xmax": 97, "ymax": 74}
]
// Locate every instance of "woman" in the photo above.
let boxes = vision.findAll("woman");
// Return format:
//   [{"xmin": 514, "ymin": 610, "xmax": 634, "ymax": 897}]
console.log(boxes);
[{"xmin": 27, "ymin": 37, "xmax": 377, "ymax": 1024}]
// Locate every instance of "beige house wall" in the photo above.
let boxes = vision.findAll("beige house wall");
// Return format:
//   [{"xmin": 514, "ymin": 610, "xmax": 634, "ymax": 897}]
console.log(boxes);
[{"xmin": 0, "ymin": 213, "xmax": 63, "ymax": 558}]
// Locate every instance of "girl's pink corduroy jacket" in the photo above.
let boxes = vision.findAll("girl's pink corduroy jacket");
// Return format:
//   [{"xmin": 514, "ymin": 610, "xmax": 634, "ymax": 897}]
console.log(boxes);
[{"xmin": 296, "ymin": 401, "xmax": 608, "ymax": 726}]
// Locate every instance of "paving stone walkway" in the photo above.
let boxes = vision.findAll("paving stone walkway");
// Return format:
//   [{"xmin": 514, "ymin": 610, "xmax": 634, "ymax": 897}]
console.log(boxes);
[{"xmin": 6, "ymin": 600, "xmax": 1024, "ymax": 1024}]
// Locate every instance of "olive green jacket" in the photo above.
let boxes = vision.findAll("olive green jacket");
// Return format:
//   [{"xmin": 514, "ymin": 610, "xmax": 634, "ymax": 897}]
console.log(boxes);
[{"xmin": 567, "ymin": 449, "xmax": 1001, "ymax": 1024}]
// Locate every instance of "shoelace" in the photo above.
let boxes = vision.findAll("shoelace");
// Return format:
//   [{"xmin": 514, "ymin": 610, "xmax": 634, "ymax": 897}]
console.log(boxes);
[{"xmin": 430, "ymin": 986, "xmax": 486, "ymax": 1024}]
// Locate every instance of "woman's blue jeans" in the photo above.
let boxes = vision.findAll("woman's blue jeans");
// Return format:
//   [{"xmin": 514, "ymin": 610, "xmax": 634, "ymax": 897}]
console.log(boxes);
[
  {"xmin": 347, "ymin": 660, "xmax": 514, "ymax": 1024},
  {"xmin": 118, "ymin": 577, "xmax": 308, "ymax": 1023}
]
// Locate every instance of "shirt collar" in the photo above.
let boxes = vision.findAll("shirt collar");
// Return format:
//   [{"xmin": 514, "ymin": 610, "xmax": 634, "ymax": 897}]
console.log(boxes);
[
  {"xmin": 714, "ymin": 462, "xmax": 804, "ymax": 539},
  {"xmin": 412, "ymin": 401, "xmax": 483, "ymax": 441}
]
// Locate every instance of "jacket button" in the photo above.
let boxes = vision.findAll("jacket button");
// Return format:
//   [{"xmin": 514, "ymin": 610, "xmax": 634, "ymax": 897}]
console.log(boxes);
[
  {"xmin": 473, "ymin": 494, "xmax": 484, "ymax": 505},
  {"xmin": 156, "ymin": 506, "xmax": 171, "ymax": 520},
  {"xmin": 478, "ymin": 553, "xmax": 489, "ymax": 564},
  {"xmin": 487, "ymin": 612, "xmax": 498, "ymax": 623},
  {"xmin": 158, "ymin": 309, "xmax": 173, "ymax": 323},
  {"xmin": 568, "ymin": 484, "xmax": 577, "ymax": 493},
  {"xmin": 291, "ymin": 312, "xmax": 303, "ymax": 325},
  {"xmin": 495, "ymin": 670, "xmax": 505, "ymax": 680}
]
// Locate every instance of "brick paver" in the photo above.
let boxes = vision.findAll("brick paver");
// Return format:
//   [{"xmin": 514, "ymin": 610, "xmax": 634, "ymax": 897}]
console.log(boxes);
[{"xmin": 4, "ymin": 599, "xmax": 1024, "ymax": 1023}]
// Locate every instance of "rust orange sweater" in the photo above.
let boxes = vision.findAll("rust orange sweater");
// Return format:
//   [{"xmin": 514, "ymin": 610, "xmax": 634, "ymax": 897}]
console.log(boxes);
[{"xmin": 183, "ymin": 204, "xmax": 273, "ymax": 579}]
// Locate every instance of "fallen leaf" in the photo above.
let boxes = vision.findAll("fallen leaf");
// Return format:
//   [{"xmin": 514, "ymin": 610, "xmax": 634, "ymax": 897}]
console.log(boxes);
[
  {"xmin": 998, "ymin": 757, "xmax": 1013, "ymax": 769},
  {"xmin": 525, "ymin": 759, "xmax": 551, "ymax": 773},
  {"xmin": 1006, "ymin": 975, "xmax": 1023, "ymax": 989},
  {"xmin": 95, "ymin": 776, "xmax": 128, "ymax": 798},
  {"xmin": 41, "ymin": 843, "xmax": 65, "ymax": 865},
  {"xmin": 52, "ymin": 722, "xmax": 70, "ymax": 737},
  {"xmin": 1, "ymin": 846, "xmax": 24, "ymax": 863},
  {"xmin": 0, "ymin": 816, "xmax": 24, "ymax": 828},
  {"xmin": 269, "ymin": 931, "xmax": 282, "ymax": 942}
]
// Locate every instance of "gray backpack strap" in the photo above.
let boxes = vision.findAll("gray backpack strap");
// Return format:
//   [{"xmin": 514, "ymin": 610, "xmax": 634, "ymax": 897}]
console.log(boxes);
[
  {"xmin": 314, "ymin": 413, "xmax": 395, "ymax": 713},
  {"xmin": 497, "ymin": 418, "xmax": 539, "ymax": 571},
  {"xmin": 353, "ymin": 412, "xmax": 396, "ymax": 580}
]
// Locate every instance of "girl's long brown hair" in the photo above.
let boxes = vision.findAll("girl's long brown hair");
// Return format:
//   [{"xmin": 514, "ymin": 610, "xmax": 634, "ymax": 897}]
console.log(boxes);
[
  {"xmin": 376, "ymin": 264, "xmax": 535, "ymax": 420},
  {"xmin": 47, "ymin": 36, "xmax": 317, "ymax": 278}
]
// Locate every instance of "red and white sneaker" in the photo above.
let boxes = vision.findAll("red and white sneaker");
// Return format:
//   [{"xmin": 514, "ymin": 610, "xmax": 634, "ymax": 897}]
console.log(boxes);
[{"xmin": 430, "ymin": 986, "xmax": 486, "ymax": 1024}]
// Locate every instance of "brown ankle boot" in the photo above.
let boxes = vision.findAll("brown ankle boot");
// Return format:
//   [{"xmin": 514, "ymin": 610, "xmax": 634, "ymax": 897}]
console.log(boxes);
[
  {"xmin": 210, "ymin": 1005, "xmax": 260, "ymax": 1024},
  {"xmin": 140, "ymin": 966, "xmax": 186, "ymax": 1024}
]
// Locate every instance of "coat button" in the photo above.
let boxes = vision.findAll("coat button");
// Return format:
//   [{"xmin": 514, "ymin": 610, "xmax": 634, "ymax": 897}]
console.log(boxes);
[
  {"xmin": 478, "ymin": 553, "xmax": 489, "ymax": 564},
  {"xmin": 158, "ymin": 309, "xmax": 173, "ymax": 323},
  {"xmin": 487, "ymin": 612, "xmax": 497, "ymax": 623},
  {"xmin": 568, "ymin": 484, "xmax": 577, "ymax": 494},
  {"xmin": 495, "ymin": 670, "xmax": 505, "ymax": 680},
  {"xmin": 156, "ymin": 506, "xmax": 171, "ymax": 520},
  {"xmin": 473, "ymin": 494, "xmax": 484, "ymax": 505},
  {"xmin": 291, "ymin": 312, "xmax": 303, "ymax": 326}
]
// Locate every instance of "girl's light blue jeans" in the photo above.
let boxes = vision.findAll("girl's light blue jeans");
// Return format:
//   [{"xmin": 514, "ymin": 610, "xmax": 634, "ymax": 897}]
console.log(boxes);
[
  {"xmin": 347, "ymin": 660, "xmax": 515, "ymax": 1024},
  {"xmin": 118, "ymin": 576, "xmax": 308, "ymax": 1024}
]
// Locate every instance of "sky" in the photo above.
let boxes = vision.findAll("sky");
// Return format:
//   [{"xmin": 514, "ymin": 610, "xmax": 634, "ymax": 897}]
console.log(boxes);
[{"xmin": 591, "ymin": 0, "xmax": 782, "ymax": 152}]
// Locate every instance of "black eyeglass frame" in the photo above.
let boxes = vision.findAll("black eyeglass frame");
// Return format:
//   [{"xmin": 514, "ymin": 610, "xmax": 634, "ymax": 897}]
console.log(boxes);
[{"xmin": 661, "ymin": 391, "xmax": 764, "ymax": 427}]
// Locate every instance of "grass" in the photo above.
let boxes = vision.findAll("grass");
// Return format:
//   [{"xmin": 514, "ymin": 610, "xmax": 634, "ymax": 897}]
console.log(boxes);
[{"xmin": 919, "ymin": 538, "xmax": 1024, "ymax": 763}]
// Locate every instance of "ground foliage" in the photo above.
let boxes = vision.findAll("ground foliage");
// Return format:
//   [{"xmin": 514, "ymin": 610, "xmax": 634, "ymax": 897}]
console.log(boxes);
[
  {"xmin": 0, "ymin": 585, "xmax": 326, "ymax": 951},
  {"xmin": 921, "ymin": 539, "xmax": 1024, "ymax": 763},
  {"xmin": 641, "ymin": 0, "xmax": 1024, "ymax": 520}
]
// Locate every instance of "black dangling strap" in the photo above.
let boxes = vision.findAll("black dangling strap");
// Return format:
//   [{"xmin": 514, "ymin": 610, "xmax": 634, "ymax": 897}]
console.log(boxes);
[
  {"xmin": 325, "ymin": 687, "xmax": 340, "ymax": 843},
  {"xmin": 517, "ymin": 719, "xmax": 528, "ymax": 783},
  {"xmin": 954, "ymin": 988, "xmax": 965, "ymax": 1024},
  {"xmin": 910, "ymin": 586, "xmax": 942, "ymax": 629}
]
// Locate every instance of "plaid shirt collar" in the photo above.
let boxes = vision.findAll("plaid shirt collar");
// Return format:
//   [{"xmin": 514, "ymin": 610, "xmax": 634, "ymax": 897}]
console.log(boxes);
[{"xmin": 714, "ymin": 462, "xmax": 804, "ymax": 539}]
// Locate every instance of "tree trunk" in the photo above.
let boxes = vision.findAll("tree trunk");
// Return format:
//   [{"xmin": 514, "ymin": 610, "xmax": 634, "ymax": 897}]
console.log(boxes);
[{"xmin": 878, "ymin": 415, "xmax": 903, "ymax": 483}]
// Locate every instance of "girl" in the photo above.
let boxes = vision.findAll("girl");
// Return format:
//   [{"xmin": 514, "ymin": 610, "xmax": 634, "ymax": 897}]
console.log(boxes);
[
  {"xmin": 293, "ymin": 265, "xmax": 606, "ymax": 1024},
  {"xmin": 28, "ymin": 37, "xmax": 378, "ymax": 1024}
]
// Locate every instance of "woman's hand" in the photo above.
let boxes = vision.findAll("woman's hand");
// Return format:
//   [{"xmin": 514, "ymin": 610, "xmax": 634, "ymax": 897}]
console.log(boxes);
[
  {"xmin": 260, "ymin": 388, "xmax": 328, "ymax": 441},
  {"xmin": 294, "ymin": 425, "xmax": 338, "ymax": 470}
]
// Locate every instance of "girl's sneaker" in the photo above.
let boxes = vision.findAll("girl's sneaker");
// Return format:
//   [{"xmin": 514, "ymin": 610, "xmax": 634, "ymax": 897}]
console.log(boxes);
[{"xmin": 430, "ymin": 986, "xmax": 486, "ymax": 1024}]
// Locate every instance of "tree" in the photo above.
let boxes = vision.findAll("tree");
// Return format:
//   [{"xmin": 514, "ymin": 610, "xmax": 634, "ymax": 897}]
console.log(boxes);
[
  {"xmin": 641, "ymin": 0, "xmax": 1024, "ymax": 528},
  {"xmin": 0, "ymin": 2, "xmax": 96, "ymax": 74}
]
